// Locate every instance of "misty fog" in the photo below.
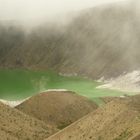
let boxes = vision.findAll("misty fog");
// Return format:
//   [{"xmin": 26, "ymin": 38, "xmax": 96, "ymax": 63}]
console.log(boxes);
[
  {"xmin": 0, "ymin": 0, "xmax": 127, "ymax": 27},
  {"xmin": 0, "ymin": 0, "xmax": 140, "ymax": 79}
]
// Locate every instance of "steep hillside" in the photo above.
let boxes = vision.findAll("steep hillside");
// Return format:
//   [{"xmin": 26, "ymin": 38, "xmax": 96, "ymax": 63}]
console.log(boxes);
[
  {"xmin": 0, "ymin": 0, "xmax": 140, "ymax": 78},
  {"xmin": 16, "ymin": 91, "xmax": 97, "ymax": 129},
  {"xmin": 46, "ymin": 94, "xmax": 140, "ymax": 140},
  {"xmin": 0, "ymin": 1, "xmax": 140, "ymax": 78},
  {"xmin": 0, "ymin": 101, "xmax": 57, "ymax": 140}
]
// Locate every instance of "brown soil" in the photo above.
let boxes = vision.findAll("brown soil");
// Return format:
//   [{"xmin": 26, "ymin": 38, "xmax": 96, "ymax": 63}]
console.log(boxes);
[
  {"xmin": 46, "ymin": 94, "xmax": 140, "ymax": 140},
  {"xmin": 130, "ymin": 134, "xmax": 140, "ymax": 140},
  {"xmin": 0, "ymin": 102, "xmax": 58, "ymax": 140},
  {"xmin": 16, "ymin": 91, "xmax": 97, "ymax": 129},
  {"xmin": 101, "ymin": 96, "xmax": 121, "ymax": 104}
]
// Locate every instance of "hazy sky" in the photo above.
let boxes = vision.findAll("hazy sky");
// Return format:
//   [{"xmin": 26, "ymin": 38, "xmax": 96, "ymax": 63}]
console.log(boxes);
[{"xmin": 0, "ymin": 0, "xmax": 127, "ymax": 25}]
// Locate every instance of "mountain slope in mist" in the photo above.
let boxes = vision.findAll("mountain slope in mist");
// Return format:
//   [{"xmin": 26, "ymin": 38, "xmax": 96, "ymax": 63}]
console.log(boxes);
[{"xmin": 0, "ymin": 0, "xmax": 140, "ymax": 78}]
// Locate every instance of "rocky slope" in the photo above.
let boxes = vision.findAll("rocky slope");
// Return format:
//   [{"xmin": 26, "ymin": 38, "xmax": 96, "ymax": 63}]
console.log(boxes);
[
  {"xmin": 46, "ymin": 94, "xmax": 140, "ymax": 140},
  {"xmin": 16, "ymin": 91, "xmax": 97, "ymax": 129},
  {"xmin": 0, "ymin": 0, "xmax": 140, "ymax": 78},
  {"xmin": 0, "ymin": 102, "xmax": 58, "ymax": 140}
]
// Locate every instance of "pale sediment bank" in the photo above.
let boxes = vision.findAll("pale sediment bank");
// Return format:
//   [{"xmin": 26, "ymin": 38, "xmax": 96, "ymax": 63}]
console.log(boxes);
[
  {"xmin": 0, "ymin": 89, "xmax": 69, "ymax": 107},
  {"xmin": 0, "ymin": 99, "xmax": 26, "ymax": 107},
  {"xmin": 97, "ymin": 70, "xmax": 140, "ymax": 93}
]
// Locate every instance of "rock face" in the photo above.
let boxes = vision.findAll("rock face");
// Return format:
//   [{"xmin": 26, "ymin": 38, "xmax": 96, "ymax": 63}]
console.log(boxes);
[
  {"xmin": 0, "ymin": 0, "xmax": 140, "ymax": 78},
  {"xmin": 0, "ymin": 102, "xmax": 58, "ymax": 140},
  {"xmin": 16, "ymin": 91, "xmax": 97, "ymax": 129},
  {"xmin": 46, "ymin": 94, "xmax": 140, "ymax": 140}
]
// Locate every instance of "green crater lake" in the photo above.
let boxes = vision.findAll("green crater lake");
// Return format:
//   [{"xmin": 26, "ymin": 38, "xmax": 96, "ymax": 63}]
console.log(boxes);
[{"xmin": 0, "ymin": 69, "xmax": 135, "ymax": 105}]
